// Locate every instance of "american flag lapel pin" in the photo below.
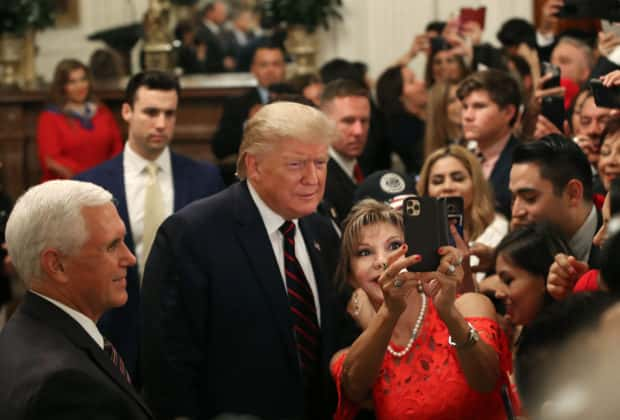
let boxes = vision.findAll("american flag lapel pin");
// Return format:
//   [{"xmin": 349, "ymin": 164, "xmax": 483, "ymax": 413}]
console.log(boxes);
[{"xmin": 313, "ymin": 241, "xmax": 321, "ymax": 252}]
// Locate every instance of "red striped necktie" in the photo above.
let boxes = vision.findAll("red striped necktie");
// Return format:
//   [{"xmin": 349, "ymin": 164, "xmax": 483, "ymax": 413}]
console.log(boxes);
[
  {"xmin": 353, "ymin": 163, "xmax": 364, "ymax": 184},
  {"xmin": 103, "ymin": 338, "xmax": 132, "ymax": 384},
  {"xmin": 279, "ymin": 221, "xmax": 320, "ymax": 386}
]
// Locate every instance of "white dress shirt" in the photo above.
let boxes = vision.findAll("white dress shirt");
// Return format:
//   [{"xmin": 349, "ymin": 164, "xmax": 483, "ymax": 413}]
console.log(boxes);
[
  {"xmin": 328, "ymin": 147, "xmax": 357, "ymax": 182},
  {"xmin": 247, "ymin": 182, "xmax": 322, "ymax": 324},
  {"xmin": 123, "ymin": 143, "xmax": 174, "ymax": 269},
  {"xmin": 570, "ymin": 204, "xmax": 598, "ymax": 263},
  {"xmin": 31, "ymin": 290, "xmax": 104, "ymax": 349}
]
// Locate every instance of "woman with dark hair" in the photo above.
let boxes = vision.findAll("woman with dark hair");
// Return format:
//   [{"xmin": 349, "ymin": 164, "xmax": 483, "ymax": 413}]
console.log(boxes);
[
  {"xmin": 37, "ymin": 59, "xmax": 123, "ymax": 181},
  {"xmin": 494, "ymin": 223, "xmax": 570, "ymax": 328},
  {"xmin": 376, "ymin": 65, "xmax": 427, "ymax": 174},
  {"xmin": 424, "ymin": 42, "xmax": 469, "ymax": 87}
]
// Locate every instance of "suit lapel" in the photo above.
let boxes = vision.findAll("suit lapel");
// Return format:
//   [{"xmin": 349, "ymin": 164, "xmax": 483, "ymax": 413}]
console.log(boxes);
[
  {"xmin": 105, "ymin": 154, "xmax": 134, "ymax": 252},
  {"xmin": 232, "ymin": 183, "xmax": 298, "ymax": 366},
  {"xmin": 170, "ymin": 152, "xmax": 185, "ymax": 211},
  {"xmin": 22, "ymin": 293, "xmax": 152, "ymax": 417}
]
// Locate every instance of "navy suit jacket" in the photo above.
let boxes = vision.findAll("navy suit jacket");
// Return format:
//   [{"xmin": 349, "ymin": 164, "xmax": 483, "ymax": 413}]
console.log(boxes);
[
  {"xmin": 0, "ymin": 292, "xmax": 152, "ymax": 419},
  {"xmin": 140, "ymin": 181, "xmax": 352, "ymax": 420},
  {"xmin": 490, "ymin": 135, "xmax": 520, "ymax": 220},
  {"xmin": 325, "ymin": 159, "xmax": 356, "ymax": 226},
  {"xmin": 75, "ymin": 150, "xmax": 224, "ymax": 385}
]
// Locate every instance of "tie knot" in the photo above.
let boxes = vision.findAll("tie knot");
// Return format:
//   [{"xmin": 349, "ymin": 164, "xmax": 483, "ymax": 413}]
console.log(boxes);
[
  {"xmin": 279, "ymin": 220, "xmax": 295, "ymax": 238},
  {"xmin": 145, "ymin": 162, "xmax": 159, "ymax": 179}
]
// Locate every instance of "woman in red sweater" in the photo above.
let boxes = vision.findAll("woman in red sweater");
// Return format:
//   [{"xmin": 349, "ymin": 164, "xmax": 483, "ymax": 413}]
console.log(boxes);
[{"xmin": 37, "ymin": 59, "xmax": 123, "ymax": 181}]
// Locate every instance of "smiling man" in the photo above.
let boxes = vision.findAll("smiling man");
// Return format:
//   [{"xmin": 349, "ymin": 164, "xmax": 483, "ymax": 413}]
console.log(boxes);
[
  {"xmin": 320, "ymin": 79, "xmax": 371, "ymax": 225},
  {"xmin": 75, "ymin": 71, "xmax": 223, "ymax": 386},
  {"xmin": 141, "ymin": 101, "xmax": 351, "ymax": 420},
  {"xmin": 0, "ymin": 180, "xmax": 152, "ymax": 419},
  {"xmin": 510, "ymin": 134, "xmax": 600, "ymax": 267}
]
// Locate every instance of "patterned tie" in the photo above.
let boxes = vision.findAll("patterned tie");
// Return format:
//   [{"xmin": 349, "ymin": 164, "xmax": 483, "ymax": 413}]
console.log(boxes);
[
  {"xmin": 103, "ymin": 338, "xmax": 132, "ymax": 384},
  {"xmin": 141, "ymin": 162, "xmax": 165, "ymax": 279},
  {"xmin": 353, "ymin": 163, "xmax": 364, "ymax": 184},
  {"xmin": 279, "ymin": 221, "xmax": 320, "ymax": 386}
]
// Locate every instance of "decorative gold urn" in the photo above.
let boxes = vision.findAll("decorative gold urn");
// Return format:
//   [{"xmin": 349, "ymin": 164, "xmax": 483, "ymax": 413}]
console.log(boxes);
[
  {"xmin": 0, "ymin": 33, "xmax": 23, "ymax": 87},
  {"xmin": 284, "ymin": 25, "xmax": 318, "ymax": 76},
  {"xmin": 143, "ymin": 0, "xmax": 175, "ymax": 71}
]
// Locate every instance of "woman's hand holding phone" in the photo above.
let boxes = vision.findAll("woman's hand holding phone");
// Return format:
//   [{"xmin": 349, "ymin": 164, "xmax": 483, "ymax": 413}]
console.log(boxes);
[
  {"xmin": 378, "ymin": 244, "xmax": 422, "ymax": 316},
  {"xmin": 418, "ymin": 245, "xmax": 465, "ymax": 318}
]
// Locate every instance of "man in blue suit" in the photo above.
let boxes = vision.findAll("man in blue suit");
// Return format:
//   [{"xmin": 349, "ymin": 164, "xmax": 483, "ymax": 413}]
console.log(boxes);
[
  {"xmin": 76, "ymin": 71, "xmax": 224, "ymax": 386},
  {"xmin": 141, "ymin": 102, "xmax": 354, "ymax": 419}
]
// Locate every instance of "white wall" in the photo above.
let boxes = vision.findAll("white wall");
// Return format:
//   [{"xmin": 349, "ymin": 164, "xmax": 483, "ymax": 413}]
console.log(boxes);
[
  {"xmin": 317, "ymin": 0, "xmax": 534, "ymax": 80},
  {"xmin": 36, "ymin": 0, "xmax": 148, "ymax": 81}
]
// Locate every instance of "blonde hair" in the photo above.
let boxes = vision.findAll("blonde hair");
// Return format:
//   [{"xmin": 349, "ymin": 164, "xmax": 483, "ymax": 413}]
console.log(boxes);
[
  {"xmin": 334, "ymin": 199, "xmax": 403, "ymax": 291},
  {"xmin": 424, "ymin": 81, "xmax": 461, "ymax": 158},
  {"xmin": 417, "ymin": 145, "xmax": 495, "ymax": 240},
  {"xmin": 236, "ymin": 101, "xmax": 337, "ymax": 179}
]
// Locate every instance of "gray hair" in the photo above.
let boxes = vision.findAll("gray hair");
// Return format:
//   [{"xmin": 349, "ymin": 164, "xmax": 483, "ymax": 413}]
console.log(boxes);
[
  {"xmin": 236, "ymin": 101, "xmax": 337, "ymax": 179},
  {"xmin": 556, "ymin": 36, "xmax": 594, "ymax": 70},
  {"xmin": 5, "ymin": 180, "xmax": 113, "ymax": 286}
]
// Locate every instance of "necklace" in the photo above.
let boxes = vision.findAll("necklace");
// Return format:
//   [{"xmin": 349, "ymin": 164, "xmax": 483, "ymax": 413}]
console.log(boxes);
[{"xmin": 386, "ymin": 292, "xmax": 427, "ymax": 358}]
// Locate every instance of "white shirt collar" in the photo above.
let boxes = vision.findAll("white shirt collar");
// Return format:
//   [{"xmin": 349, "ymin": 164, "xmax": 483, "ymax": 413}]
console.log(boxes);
[
  {"xmin": 247, "ymin": 181, "xmax": 298, "ymax": 235},
  {"xmin": 570, "ymin": 204, "xmax": 598, "ymax": 262},
  {"xmin": 124, "ymin": 143, "xmax": 172, "ymax": 177},
  {"xmin": 30, "ymin": 290, "xmax": 104, "ymax": 349},
  {"xmin": 204, "ymin": 20, "xmax": 220, "ymax": 35},
  {"xmin": 328, "ymin": 147, "xmax": 357, "ymax": 180}
]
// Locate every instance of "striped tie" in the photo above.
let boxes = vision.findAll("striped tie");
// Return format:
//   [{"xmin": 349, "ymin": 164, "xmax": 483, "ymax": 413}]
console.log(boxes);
[
  {"xmin": 103, "ymin": 338, "xmax": 132, "ymax": 384},
  {"xmin": 279, "ymin": 221, "xmax": 320, "ymax": 386},
  {"xmin": 353, "ymin": 163, "xmax": 364, "ymax": 184}
]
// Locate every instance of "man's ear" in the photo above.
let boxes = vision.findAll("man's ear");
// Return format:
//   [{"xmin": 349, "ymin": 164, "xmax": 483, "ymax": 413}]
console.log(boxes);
[
  {"xmin": 503, "ymin": 104, "xmax": 517, "ymax": 125},
  {"xmin": 565, "ymin": 179, "xmax": 584, "ymax": 206},
  {"xmin": 40, "ymin": 249, "xmax": 68, "ymax": 283},
  {"xmin": 245, "ymin": 153, "xmax": 259, "ymax": 180},
  {"xmin": 121, "ymin": 102, "xmax": 133, "ymax": 124}
]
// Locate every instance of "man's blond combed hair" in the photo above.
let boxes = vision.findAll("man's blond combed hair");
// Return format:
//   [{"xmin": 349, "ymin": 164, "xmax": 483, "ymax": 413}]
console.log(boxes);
[{"xmin": 236, "ymin": 101, "xmax": 337, "ymax": 180}]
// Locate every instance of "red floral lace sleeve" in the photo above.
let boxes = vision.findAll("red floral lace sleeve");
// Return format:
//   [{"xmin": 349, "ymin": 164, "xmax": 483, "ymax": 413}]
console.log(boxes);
[
  {"xmin": 466, "ymin": 316, "xmax": 513, "ymax": 379},
  {"xmin": 330, "ymin": 350, "xmax": 360, "ymax": 420}
]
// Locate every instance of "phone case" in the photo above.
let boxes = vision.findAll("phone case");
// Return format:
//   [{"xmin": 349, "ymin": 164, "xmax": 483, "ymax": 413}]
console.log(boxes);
[
  {"xmin": 403, "ymin": 197, "xmax": 450, "ymax": 272},
  {"xmin": 590, "ymin": 79, "xmax": 620, "ymax": 109},
  {"xmin": 541, "ymin": 96, "xmax": 565, "ymax": 131}
]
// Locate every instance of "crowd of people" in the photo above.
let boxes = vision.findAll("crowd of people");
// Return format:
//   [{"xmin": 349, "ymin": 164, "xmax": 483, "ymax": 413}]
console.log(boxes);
[{"xmin": 5, "ymin": 0, "xmax": 620, "ymax": 419}]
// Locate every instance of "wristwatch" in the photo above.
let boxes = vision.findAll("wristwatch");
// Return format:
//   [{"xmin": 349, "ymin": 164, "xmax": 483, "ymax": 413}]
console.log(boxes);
[{"xmin": 448, "ymin": 322, "xmax": 480, "ymax": 349}]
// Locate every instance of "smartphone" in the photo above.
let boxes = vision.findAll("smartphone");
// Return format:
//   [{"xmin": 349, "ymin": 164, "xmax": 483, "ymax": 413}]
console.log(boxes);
[
  {"xmin": 459, "ymin": 7, "xmax": 486, "ymax": 30},
  {"xmin": 541, "ymin": 95, "xmax": 565, "ymax": 131},
  {"xmin": 403, "ymin": 196, "xmax": 450, "ymax": 272},
  {"xmin": 441, "ymin": 196, "xmax": 464, "ymax": 247},
  {"xmin": 430, "ymin": 36, "xmax": 451, "ymax": 53},
  {"xmin": 590, "ymin": 78, "xmax": 620, "ymax": 109},
  {"xmin": 556, "ymin": 0, "xmax": 620, "ymax": 21},
  {"xmin": 541, "ymin": 62, "xmax": 561, "ymax": 90}
]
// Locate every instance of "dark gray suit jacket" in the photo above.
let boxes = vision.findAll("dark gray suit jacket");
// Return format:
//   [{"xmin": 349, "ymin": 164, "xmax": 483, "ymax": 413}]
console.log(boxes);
[{"xmin": 0, "ymin": 292, "xmax": 152, "ymax": 420}]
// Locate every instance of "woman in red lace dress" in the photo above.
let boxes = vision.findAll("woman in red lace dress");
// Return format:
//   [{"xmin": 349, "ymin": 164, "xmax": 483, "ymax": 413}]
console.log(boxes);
[{"xmin": 331, "ymin": 199, "xmax": 513, "ymax": 419}]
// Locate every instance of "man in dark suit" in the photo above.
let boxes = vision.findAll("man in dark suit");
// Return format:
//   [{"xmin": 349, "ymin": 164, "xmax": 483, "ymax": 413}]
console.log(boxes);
[
  {"xmin": 211, "ymin": 44, "xmax": 286, "ymax": 184},
  {"xmin": 320, "ymin": 79, "xmax": 371, "ymax": 225},
  {"xmin": 0, "ymin": 180, "xmax": 151, "ymax": 419},
  {"xmin": 141, "ymin": 102, "xmax": 352, "ymax": 419},
  {"xmin": 195, "ymin": 1, "xmax": 233, "ymax": 72},
  {"xmin": 76, "ymin": 71, "xmax": 224, "ymax": 385},
  {"xmin": 457, "ymin": 69, "xmax": 523, "ymax": 219}
]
